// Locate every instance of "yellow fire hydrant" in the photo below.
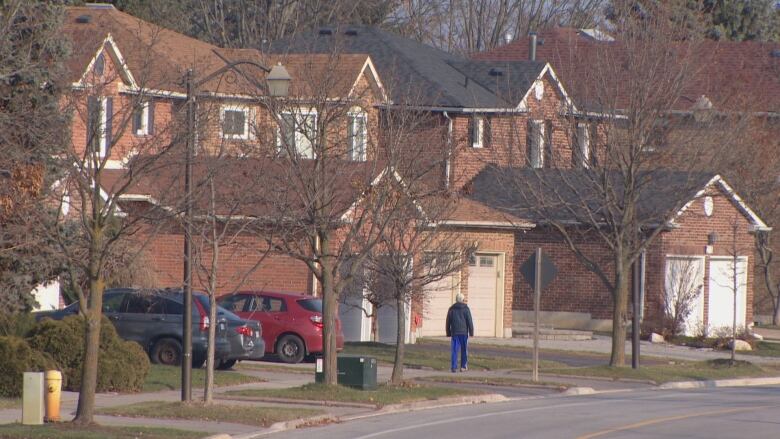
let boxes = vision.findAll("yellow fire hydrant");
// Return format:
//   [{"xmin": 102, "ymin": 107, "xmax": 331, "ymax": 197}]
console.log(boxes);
[{"xmin": 44, "ymin": 370, "xmax": 62, "ymax": 422}]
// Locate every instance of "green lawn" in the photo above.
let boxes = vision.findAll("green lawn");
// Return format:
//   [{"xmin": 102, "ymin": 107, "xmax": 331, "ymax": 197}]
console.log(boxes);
[
  {"xmin": 740, "ymin": 341, "xmax": 780, "ymax": 357},
  {"xmin": 226, "ymin": 382, "xmax": 482, "ymax": 407},
  {"xmin": 0, "ymin": 424, "xmax": 206, "ymax": 439},
  {"xmin": 234, "ymin": 361, "xmax": 313, "ymax": 374},
  {"xmin": 417, "ymin": 375, "xmax": 569, "ymax": 389},
  {"xmin": 545, "ymin": 359, "xmax": 777, "ymax": 384},
  {"xmin": 98, "ymin": 401, "xmax": 321, "ymax": 427},
  {"xmin": 143, "ymin": 364, "xmax": 264, "ymax": 392},
  {"xmin": 0, "ymin": 398, "xmax": 20, "ymax": 409},
  {"xmin": 343, "ymin": 342, "xmax": 565, "ymax": 371}
]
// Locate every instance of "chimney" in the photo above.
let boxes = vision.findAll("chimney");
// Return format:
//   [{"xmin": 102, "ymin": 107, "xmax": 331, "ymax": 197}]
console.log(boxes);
[{"xmin": 529, "ymin": 32, "xmax": 537, "ymax": 61}]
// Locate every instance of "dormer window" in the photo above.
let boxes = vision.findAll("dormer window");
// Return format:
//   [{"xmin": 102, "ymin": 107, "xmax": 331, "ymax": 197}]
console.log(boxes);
[
  {"xmin": 87, "ymin": 96, "xmax": 111, "ymax": 158},
  {"xmin": 221, "ymin": 105, "xmax": 252, "ymax": 140},
  {"xmin": 574, "ymin": 122, "xmax": 590, "ymax": 168},
  {"xmin": 132, "ymin": 101, "xmax": 154, "ymax": 136}
]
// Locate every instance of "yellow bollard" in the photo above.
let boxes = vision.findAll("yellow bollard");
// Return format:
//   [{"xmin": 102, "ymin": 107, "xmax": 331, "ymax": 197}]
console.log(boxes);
[{"xmin": 44, "ymin": 370, "xmax": 62, "ymax": 422}]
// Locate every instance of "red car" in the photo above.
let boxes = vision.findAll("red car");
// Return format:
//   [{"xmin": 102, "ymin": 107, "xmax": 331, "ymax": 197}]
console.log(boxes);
[{"xmin": 217, "ymin": 291, "xmax": 345, "ymax": 363}]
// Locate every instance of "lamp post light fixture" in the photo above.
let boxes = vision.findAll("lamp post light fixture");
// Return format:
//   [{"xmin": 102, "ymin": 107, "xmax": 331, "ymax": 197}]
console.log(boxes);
[{"xmin": 181, "ymin": 59, "xmax": 290, "ymax": 402}]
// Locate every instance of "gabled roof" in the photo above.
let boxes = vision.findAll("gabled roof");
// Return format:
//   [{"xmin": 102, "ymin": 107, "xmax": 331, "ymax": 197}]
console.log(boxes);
[
  {"xmin": 271, "ymin": 26, "xmax": 548, "ymax": 110},
  {"xmin": 474, "ymin": 28, "xmax": 780, "ymax": 113},
  {"xmin": 467, "ymin": 166, "xmax": 767, "ymax": 229},
  {"xmin": 63, "ymin": 6, "xmax": 382, "ymax": 100}
]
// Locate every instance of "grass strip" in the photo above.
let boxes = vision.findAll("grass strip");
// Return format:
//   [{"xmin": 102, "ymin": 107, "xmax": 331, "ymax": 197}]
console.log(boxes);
[
  {"xmin": 418, "ymin": 375, "xmax": 569, "ymax": 389},
  {"xmin": 226, "ymin": 382, "xmax": 482, "ymax": 407},
  {"xmin": 98, "ymin": 401, "xmax": 321, "ymax": 427},
  {"xmin": 143, "ymin": 364, "xmax": 263, "ymax": 392},
  {"xmin": 344, "ymin": 342, "xmax": 565, "ymax": 371},
  {"xmin": 545, "ymin": 359, "xmax": 777, "ymax": 384},
  {"xmin": 0, "ymin": 423, "xmax": 206, "ymax": 439}
]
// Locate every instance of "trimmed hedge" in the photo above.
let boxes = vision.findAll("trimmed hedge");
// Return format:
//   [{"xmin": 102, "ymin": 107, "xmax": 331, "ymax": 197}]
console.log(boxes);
[
  {"xmin": 27, "ymin": 315, "xmax": 150, "ymax": 393},
  {"xmin": 0, "ymin": 336, "xmax": 56, "ymax": 397}
]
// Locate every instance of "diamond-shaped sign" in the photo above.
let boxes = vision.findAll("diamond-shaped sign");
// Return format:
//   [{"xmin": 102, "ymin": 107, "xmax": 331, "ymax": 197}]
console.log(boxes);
[{"xmin": 520, "ymin": 250, "xmax": 558, "ymax": 291}]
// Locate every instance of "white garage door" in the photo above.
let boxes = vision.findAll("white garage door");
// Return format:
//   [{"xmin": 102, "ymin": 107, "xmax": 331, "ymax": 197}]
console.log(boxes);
[
  {"xmin": 468, "ymin": 254, "xmax": 499, "ymax": 337},
  {"xmin": 708, "ymin": 257, "xmax": 747, "ymax": 334},
  {"xmin": 664, "ymin": 257, "xmax": 704, "ymax": 336},
  {"xmin": 420, "ymin": 274, "xmax": 457, "ymax": 337}
]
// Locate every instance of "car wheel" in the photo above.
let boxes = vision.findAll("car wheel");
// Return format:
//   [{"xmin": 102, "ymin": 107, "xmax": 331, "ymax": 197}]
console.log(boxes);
[
  {"xmin": 277, "ymin": 335, "xmax": 305, "ymax": 364},
  {"xmin": 216, "ymin": 359, "xmax": 237, "ymax": 370},
  {"xmin": 151, "ymin": 338, "xmax": 182, "ymax": 366}
]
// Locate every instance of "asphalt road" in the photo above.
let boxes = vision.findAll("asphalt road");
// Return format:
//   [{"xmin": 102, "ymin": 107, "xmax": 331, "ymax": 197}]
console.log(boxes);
[{"xmin": 272, "ymin": 386, "xmax": 780, "ymax": 439}]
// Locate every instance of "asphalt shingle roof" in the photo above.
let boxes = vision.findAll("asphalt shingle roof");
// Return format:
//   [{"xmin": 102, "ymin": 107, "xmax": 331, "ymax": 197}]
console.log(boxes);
[
  {"xmin": 467, "ymin": 165, "xmax": 718, "ymax": 225},
  {"xmin": 271, "ymin": 26, "xmax": 545, "ymax": 109}
]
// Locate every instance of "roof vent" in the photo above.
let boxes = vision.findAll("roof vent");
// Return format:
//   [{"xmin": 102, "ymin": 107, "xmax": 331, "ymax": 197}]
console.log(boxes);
[
  {"xmin": 489, "ymin": 68, "xmax": 504, "ymax": 76},
  {"xmin": 75, "ymin": 14, "xmax": 92, "ymax": 24},
  {"xmin": 319, "ymin": 28, "xmax": 333, "ymax": 36},
  {"xmin": 771, "ymin": 49, "xmax": 780, "ymax": 58},
  {"xmin": 345, "ymin": 29, "xmax": 358, "ymax": 36}
]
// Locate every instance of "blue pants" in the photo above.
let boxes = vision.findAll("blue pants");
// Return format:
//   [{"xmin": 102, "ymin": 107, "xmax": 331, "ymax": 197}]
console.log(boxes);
[{"xmin": 450, "ymin": 335, "xmax": 469, "ymax": 370}]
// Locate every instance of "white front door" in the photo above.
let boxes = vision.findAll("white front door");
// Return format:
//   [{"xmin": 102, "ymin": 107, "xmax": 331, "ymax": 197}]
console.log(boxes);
[
  {"xmin": 420, "ymin": 274, "xmax": 457, "ymax": 337},
  {"xmin": 708, "ymin": 257, "xmax": 748, "ymax": 334},
  {"xmin": 468, "ymin": 254, "xmax": 499, "ymax": 337},
  {"xmin": 664, "ymin": 256, "xmax": 704, "ymax": 336}
]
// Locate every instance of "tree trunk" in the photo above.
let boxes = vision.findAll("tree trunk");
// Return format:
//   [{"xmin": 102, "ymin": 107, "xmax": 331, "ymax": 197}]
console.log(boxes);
[
  {"xmin": 73, "ymin": 276, "xmax": 104, "ymax": 424},
  {"xmin": 610, "ymin": 261, "xmax": 630, "ymax": 367},
  {"xmin": 370, "ymin": 307, "xmax": 378, "ymax": 342},
  {"xmin": 391, "ymin": 295, "xmax": 405, "ymax": 384},
  {"xmin": 319, "ymin": 234, "xmax": 338, "ymax": 385},
  {"xmin": 773, "ymin": 296, "xmax": 780, "ymax": 327},
  {"xmin": 204, "ymin": 291, "xmax": 217, "ymax": 403}
]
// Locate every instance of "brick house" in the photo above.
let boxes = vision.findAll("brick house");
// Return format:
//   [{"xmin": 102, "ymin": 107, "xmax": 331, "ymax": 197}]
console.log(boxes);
[{"xmin": 49, "ymin": 6, "xmax": 769, "ymax": 342}]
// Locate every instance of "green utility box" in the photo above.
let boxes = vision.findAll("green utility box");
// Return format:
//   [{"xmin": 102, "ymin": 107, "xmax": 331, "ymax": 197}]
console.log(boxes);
[{"xmin": 315, "ymin": 354, "xmax": 377, "ymax": 390}]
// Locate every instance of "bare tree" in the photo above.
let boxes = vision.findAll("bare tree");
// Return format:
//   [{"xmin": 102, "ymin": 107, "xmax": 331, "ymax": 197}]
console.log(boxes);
[{"xmin": 489, "ymin": 3, "xmax": 748, "ymax": 366}]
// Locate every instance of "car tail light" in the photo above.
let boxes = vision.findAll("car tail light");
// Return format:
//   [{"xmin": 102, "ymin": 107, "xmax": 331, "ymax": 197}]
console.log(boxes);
[
  {"xmin": 199, "ymin": 315, "xmax": 210, "ymax": 332},
  {"xmin": 235, "ymin": 326, "xmax": 253, "ymax": 337},
  {"xmin": 310, "ymin": 315, "xmax": 323, "ymax": 329}
]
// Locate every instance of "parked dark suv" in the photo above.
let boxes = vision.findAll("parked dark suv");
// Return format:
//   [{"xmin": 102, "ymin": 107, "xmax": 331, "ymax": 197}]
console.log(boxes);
[{"xmin": 36, "ymin": 288, "xmax": 265, "ymax": 369}]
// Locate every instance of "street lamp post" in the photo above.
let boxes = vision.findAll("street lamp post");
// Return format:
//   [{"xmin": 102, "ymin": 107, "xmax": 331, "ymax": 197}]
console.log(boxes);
[{"xmin": 181, "ymin": 58, "xmax": 290, "ymax": 402}]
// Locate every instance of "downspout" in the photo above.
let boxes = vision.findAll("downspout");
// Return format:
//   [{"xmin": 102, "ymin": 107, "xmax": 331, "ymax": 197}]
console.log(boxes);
[{"xmin": 443, "ymin": 111, "xmax": 453, "ymax": 189}]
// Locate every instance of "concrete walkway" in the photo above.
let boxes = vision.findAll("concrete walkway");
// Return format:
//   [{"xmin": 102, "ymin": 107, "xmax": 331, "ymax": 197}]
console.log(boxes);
[{"xmin": 426, "ymin": 335, "xmax": 780, "ymax": 365}]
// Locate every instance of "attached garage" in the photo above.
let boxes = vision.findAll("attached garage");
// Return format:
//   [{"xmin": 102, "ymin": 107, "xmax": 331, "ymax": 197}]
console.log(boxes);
[
  {"xmin": 468, "ymin": 253, "xmax": 504, "ymax": 337},
  {"xmin": 707, "ymin": 257, "xmax": 748, "ymax": 334},
  {"xmin": 419, "ymin": 274, "xmax": 458, "ymax": 337}
]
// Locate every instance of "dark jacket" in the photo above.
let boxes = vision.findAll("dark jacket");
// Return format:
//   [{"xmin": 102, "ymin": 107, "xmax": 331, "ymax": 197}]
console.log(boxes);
[{"xmin": 446, "ymin": 302, "xmax": 474, "ymax": 337}]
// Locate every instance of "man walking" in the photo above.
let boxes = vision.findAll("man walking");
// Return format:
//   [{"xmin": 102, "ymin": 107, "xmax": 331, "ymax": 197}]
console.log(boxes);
[{"xmin": 446, "ymin": 293, "xmax": 474, "ymax": 372}]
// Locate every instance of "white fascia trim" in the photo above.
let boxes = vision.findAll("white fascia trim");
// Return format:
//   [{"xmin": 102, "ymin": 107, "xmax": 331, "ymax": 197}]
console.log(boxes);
[
  {"xmin": 517, "ymin": 64, "xmax": 578, "ymax": 113},
  {"xmin": 352, "ymin": 56, "xmax": 390, "ymax": 103},
  {"xmin": 118, "ymin": 83, "xmax": 187, "ymax": 99},
  {"xmin": 434, "ymin": 220, "xmax": 535, "ymax": 229},
  {"xmin": 673, "ymin": 174, "xmax": 770, "ymax": 229},
  {"xmin": 77, "ymin": 34, "xmax": 138, "ymax": 88},
  {"xmin": 338, "ymin": 166, "xmax": 428, "ymax": 223}
]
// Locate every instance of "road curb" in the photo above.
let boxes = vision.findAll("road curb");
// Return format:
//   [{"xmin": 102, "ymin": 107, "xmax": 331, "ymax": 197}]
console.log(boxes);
[
  {"xmin": 659, "ymin": 376, "xmax": 780, "ymax": 390},
  {"xmin": 214, "ymin": 394, "xmax": 377, "ymax": 409}
]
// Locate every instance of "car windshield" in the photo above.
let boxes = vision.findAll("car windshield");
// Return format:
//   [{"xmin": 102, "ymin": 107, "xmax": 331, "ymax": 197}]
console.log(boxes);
[
  {"xmin": 194, "ymin": 295, "xmax": 243, "ymax": 322},
  {"xmin": 297, "ymin": 298, "xmax": 322, "ymax": 313}
]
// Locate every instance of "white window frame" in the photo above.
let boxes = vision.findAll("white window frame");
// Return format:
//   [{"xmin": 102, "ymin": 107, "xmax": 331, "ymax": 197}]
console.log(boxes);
[
  {"xmin": 134, "ymin": 101, "xmax": 149, "ymax": 136},
  {"xmin": 98, "ymin": 97, "xmax": 108, "ymax": 158},
  {"xmin": 221, "ymin": 105, "xmax": 253, "ymax": 140},
  {"xmin": 348, "ymin": 109, "xmax": 368, "ymax": 161},
  {"xmin": 471, "ymin": 116, "xmax": 485, "ymax": 148},
  {"xmin": 576, "ymin": 122, "xmax": 590, "ymax": 168},
  {"xmin": 529, "ymin": 119, "xmax": 544, "ymax": 168},
  {"xmin": 277, "ymin": 108, "xmax": 317, "ymax": 159}
]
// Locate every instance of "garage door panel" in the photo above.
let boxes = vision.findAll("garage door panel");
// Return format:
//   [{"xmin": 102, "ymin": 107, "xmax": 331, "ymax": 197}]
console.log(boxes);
[
  {"xmin": 708, "ymin": 258, "xmax": 747, "ymax": 334},
  {"xmin": 468, "ymin": 255, "xmax": 497, "ymax": 337},
  {"xmin": 420, "ymin": 275, "xmax": 454, "ymax": 337}
]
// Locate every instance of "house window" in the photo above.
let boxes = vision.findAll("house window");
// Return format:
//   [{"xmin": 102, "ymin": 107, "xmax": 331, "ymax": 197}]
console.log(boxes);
[
  {"xmin": 544, "ymin": 120, "xmax": 553, "ymax": 167},
  {"xmin": 348, "ymin": 110, "xmax": 367, "ymax": 161},
  {"xmin": 527, "ymin": 120, "xmax": 544, "ymax": 168},
  {"xmin": 93, "ymin": 53, "xmax": 105, "ymax": 76},
  {"xmin": 132, "ymin": 101, "xmax": 154, "ymax": 136},
  {"xmin": 87, "ymin": 96, "xmax": 111, "ymax": 158},
  {"xmin": 470, "ymin": 116, "xmax": 485, "ymax": 148},
  {"xmin": 573, "ymin": 122, "xmax": 590, "ymax": 168},
  {"xmin": 278, "ymin": 109, "xmax": 316, "ymax": 159},
  {"xmin": 221, "ymin": 106, "xmax": 251, "ymax": 140}
]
